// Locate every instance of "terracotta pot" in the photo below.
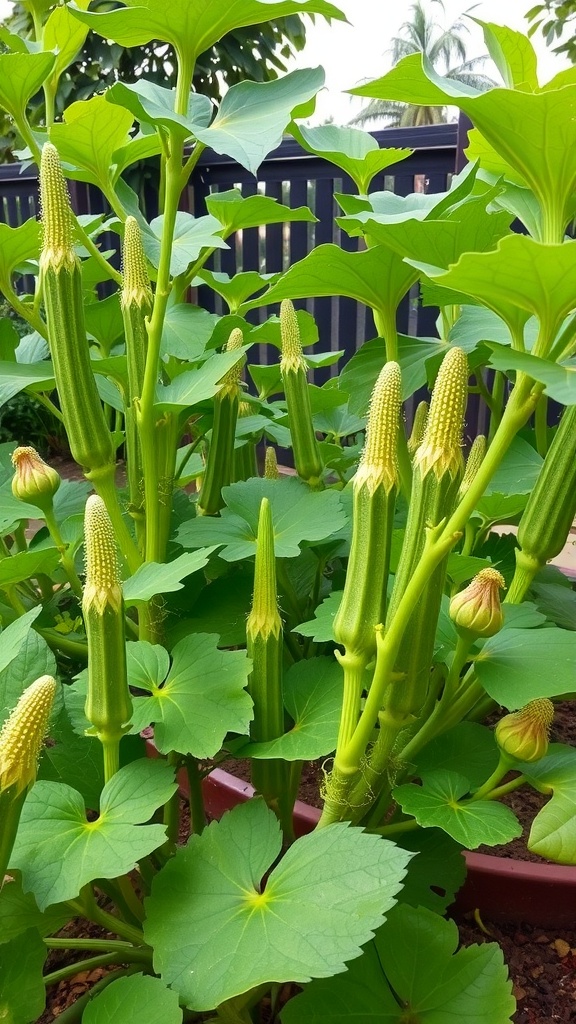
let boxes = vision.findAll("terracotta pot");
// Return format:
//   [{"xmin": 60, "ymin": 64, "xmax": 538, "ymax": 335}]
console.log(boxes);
[{"xmin": 164, "ymin": 753, "xmax": 576, "ymax": 929}]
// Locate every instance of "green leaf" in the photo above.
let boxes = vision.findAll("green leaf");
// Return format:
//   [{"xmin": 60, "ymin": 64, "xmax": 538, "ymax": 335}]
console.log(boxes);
[
  {"xmin": 243, "ymin": 244, "xmax": 418, "ymax": 326},
  {"xmin": 475, "ymin": 19, "xmax": 539, "ymax": 91},
  {"xmin": 0, "ymin": 547, "xmax": 59, "ymax": 587},
  {"xmin": 486, "ymin": 344, "xmax": 576, "ymax": 405},
  {"xmin": 176, "ymin": 568, "xmax": 254, "ymax": 648},
  {"xmin": 11, "ymin": 759, "xmax": 176, "ymax": 909},
  {"xmin": 531, "ymin": 580, "xmax": 576, "ymax": 630},
  {"xmin": 397, "ymin": 829, "xmax": 467, "ymax": 915},
  {"xmin": 0, "ymin": 51, "xmax": 55, "ymax": 123},
  {"xmin": 521, "ymin": 746, "xmax": 576, "ymax": 864},
  {"xmin": 282, "ymin": 904, "xmax": 515, "ymax": 1024},
  {"xmin": 128, "ymin": 634, "xmax": 252, "ymax": 757},
  {"xmin": 197, "ymin": 269, "xmax": 275, "ymax": 313},
  {"xmin": 83, "ymin": 973, "xmax": 183, "ymax": 1024},
  {"xmin": 206, "ymin": 188, "xmax": 316, "ymax": 236},
  {"xmin": 85, "ymin": 293, "xmax": 125, "ymax": 352},
  {"xmin": 0, "ymin": 875, "xmax": 70, "ymax": 944},
  {"xmin": 415, "ymin": 723, "xmax": 499, "ymax": 789},
  {"xmin": 107, "ymin": 79, "xmax": 212, "ymax": 139},
  {"xmin": 446, "ymin": 553, "xmax": 493, "ymax": 586},
  {"xmin": 450, "ymin": 305, "xmax": 539, "ymax": 353},
  {"xmin": 474, "ymin": 626, "xmax": 576, "ymax": 706},
  {"xmin": 123, "ymin": 549, "xmax": 216, "ymax": 604},
  {"xmin": 483, "ymin": 436, "xmax": 542, "ymax": 495},
  {"xmin": 294, "ymin": 590, "xmax": 343, "ymax": 642},
  {"xmin": 0, "ymin": 220, "xmax": 41, "ymax": 297},
  {"xmin": 52, "ymin": 477, "xmax": 92, "ymax": 523},
  {"xmin": 237, "ymin": 656, "xmax": 343, "ymax": 761},
  {"xmin": 0, "ymin": 929, "xmax": 47, "ymax": 1024},
  {"xmin": 191, "ymin": 68, "xmax": 324, "ymax": 175},
  {"xmin": 291, "ymin": 123, "xmax": 411, "ymax": 193},
  {"xmin": 50, "ymin": 94, "xmax": 134, "ymax": 187},
  {"xmin": 156, "ymin": 347, "xmax": 246, "ymax": 411},
  {"xmin": 126, "ymin": 640, "xmax": 170, "ymax": 692},
  {"xmin": 0, "ymin": 628, "xmax": 56, "ymax": 727},
  {"xmin": 70, "ymin": 0, "xmax": 345, "ymax": 67},
  {"xmin": 162, "ymin": 304, "xmax": 219, "ymax": 360},
  {"xmin": 143, "ymin": 212, "xmax": 228, "ymax": 277},
  {"xmin": 0, "ymin": 360, "xmax": 55, "ymax": 409},
  {"xmin": 144, "ymin": 799, "xmax": 412, "ymax": 1011},
  {"xmin": 177, "ymin": 477, "xmax": 348, "ymax": 560},
  {"xmin": 475, "ymin": 492, "xmax": 528, "ymax": 523},
  {"xmin": 44, "ymin": 1, "xmax": 90, "ymax": 86},
  {"xmin": 394, "ymin": 770, "xmax": 522, "ymax": 848},
  {"xmin": 0, "ymin": 607, "xmax": 42, "ymax": 698}
]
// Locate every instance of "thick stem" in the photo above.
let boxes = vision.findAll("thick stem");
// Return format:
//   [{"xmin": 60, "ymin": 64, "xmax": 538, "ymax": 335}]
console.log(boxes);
[
  {"xmin": 43, "ymin": 508, "xmax": 83, "ymax": 597},
  {"xmin": 44, "ymin": 950, "xmax": 150, "ymax": 987},
  {"xmin": 186, "ymin": 757, "xmax": 206, "ymax": 835}
]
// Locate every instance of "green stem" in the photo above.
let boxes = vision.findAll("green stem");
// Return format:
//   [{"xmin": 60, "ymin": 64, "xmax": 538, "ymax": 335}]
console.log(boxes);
[
  {"xmin": 33, "ymin": 392, "xmax": 64, "ymax": 424},
  {"xmin": 38, "ymin": 629, "xmax": 88, "ymax": 660},
  {"xmin": 44, "ymin": 938, "xmax": 141, "ymax": 954},
  {"xmin": 186, "ymin": 757, "xmax": 206, "ymax": 835},
  {"xmin": 67, "ymin": 897, "xmax": 146, "ymax": 946},
  {"xmin": 488, "ymin": 371, "xmax": 505, "ymax": 443},
  {"xmin": 372, "ymin": 817, "xmax": 420, "ymax": 837},
  {"xmin": 44, "ymin": 950, "xmax": 151, "ymax": 987},
  {"xmin": 102, "ymin": 740, "xmax": 120, "ymax": 784},
  {"xmin": 484, "ymin": 774, "xmax": 527, "ymax": 801},
  {"xmin": 2, "ymin": 283, "xmax": 47, "ymax": 338},
  {"xmin": 334, "ymin": 650, "xmax": 368, "ymax": 751},
  {"xmin": 0, "ymin": 788, "xmax": 26, "ymax": 887},
  {"xmin": 163, "ymin": 751, "xmax": 181, "ymax": 850},
  {"xmin": 43, "ymin": 508, "xmax": 83, "ymax": 597},
  {"xmin": 470, "ymin": 753, "xmax": 514, "ymax": 802},
  {"xmin": 74, "ymin": 221, "xmax": 123, "ymax": 287},
  {"xmin": 534, "ymin": 395, "xmax": 548, "ymax": 457}
]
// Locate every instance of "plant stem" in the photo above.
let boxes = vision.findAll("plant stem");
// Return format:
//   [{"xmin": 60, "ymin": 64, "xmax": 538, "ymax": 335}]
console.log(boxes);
[
  {"xmin": 44, "ymin": 938, "xmax": 141, "ymax": 954},
  {"xmin": 470, "ymin": 753, "xmax": 514, "ymax": 802},
  {"xmin": 372, "ymin": 817, "xmax": 420, "ymax": 837},
  {"xmin": 534, "ymin": 395, "xmax": 548, "ymax": 457},
  {"xmin": 186, "ymin": 756, "xmax": 206, "ymax": 835},
  {"xmin": 44, "ymin": 950, "xmax": 151, "ymax": 987},
  {"xmin": 67, "ymin": 897, "xmax": 146, "ymax": 946},
  {"xmin": 43, "ymin": 508, "xmax": 83, "ymax": 597}
]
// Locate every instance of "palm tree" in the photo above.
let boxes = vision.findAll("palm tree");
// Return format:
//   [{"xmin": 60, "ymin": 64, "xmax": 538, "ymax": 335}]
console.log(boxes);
[{"xmin": 351, "ymin": 0, "xmax": 498, "ymax": 129}]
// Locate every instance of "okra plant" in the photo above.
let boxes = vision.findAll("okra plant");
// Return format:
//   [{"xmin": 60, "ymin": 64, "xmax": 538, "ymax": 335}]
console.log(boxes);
[{"xmin": 0, "ymin": 4, "xmax": 575, "ymax": 1023}]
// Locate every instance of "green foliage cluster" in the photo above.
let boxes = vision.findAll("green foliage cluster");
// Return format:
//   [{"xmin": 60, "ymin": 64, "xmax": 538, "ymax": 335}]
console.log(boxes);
[
  {"xmin": 0, "ymin": 4, "xmax": 575, "ymax": 1024},
  {"xmin": 527, "ymin": 1, "xmax": 576, "ymax": 61}
]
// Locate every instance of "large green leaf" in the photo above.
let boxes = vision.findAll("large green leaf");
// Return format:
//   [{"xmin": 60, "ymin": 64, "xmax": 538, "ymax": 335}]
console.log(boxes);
[
  {"xmin": 176, "ymin": 568, "xmax": 254, "ymax": 648},
  {"xmin": 282, "ymin": 904, "xmax": 515, "ymax": 1024},
  {"xmin": 291, "ymin": 123, "xmax": 411, "ymax": 194},
  {"xmin": 243, "ymin": 244, "xmax": 418, "ymax": 328},
  {"xmin": 36, "ymin": 706, "xmax": 106, "ymax": 812},
  {"xmin": 128, "ymin": 634, "xmax": 252, "ymax": 757},
  {"xmin": 521, "ymin": 746, "xmax": 576, "ymax": 864},
  {"xmin": 155, "ymin": 347, "xmax": 247, "ymax": 411},
  {"xmin": 50, "ymin": 94, "xmax": 134, "ymax": 187},
  {"xmin": 177, "ymin": 477, "xmax": 348, "ymax": 560},
  {"xmin": 191, "ymin": 69, "xmax": 324, "ymax": 174},
  {"xmin": 107, "ymin": 79, "xmax": 212, "ymax": 139},
  {"xmin": 0, "ymin": 547, "xmax": 60, "ymax": 587},
  {"xmin": 0, "ymin": 930, "xmax": 47, "ymax": 1024},
  {"xmin": 69, "ymin": 0, "xmax": 345, "ymax": 64},
  {"xmin": 0, "ymin": 627, "xmax": 56, "ymax": 728},
  {"xmin": 532, "ymin": 580, "xmax": 576, "ymax": 631},
  {"xmin": 394, "ymin": 770, "xmax": 522, "ymax": 848},
  {"xmin": 0, "ymin": 51, "xmax": 55, "ymax": 122},
  {"xmin": 476, "ymin": 19, "xmax": 539, "ymax": 91},
  {"xmin": 144, "ymin": 798, "xmax": 412, "ymax": 1011},
  {"xmin": 206, "ymin": 189, "xmax": 315, "ymax": 237},
  {"xmin": 294, "ymin": 590, "xmax": 342, "ymax": 642},
  {"xmin": 450, "ymin": 306, "xmax": 539, "ymax": 352},
  {"xmin": 144, "ymin": 212, "xmax": 228, "ymax": 276},
  {"xmin": 415, "ymin": 722, "xmax": 499, "ymax": 790},
  {"xmin": 83, "ymin": 973, "xmax": 183, "ymax": 1024},
  {"xmin": 11, "ymin": 759, "xmax": 176, "ymax": 909},
  {"xmin": 351, "ymin": 53, "xmax": 576, "ymax": 232},
  {"xmin": 236, "ymin": 656, "xmax": 343, "ymax": 761},
  {"xmin": 162, "ymin": 303, "xmax": 220, "ymax": 360},
  {"xmin": 474, "ymin": 626, "xmax": 576, "ymax": 707},
  {"xmin": 0, "ymin": 360, "xmax": 55, "ymax": 409},
  {"xmin": 339, "ymin": 335, "xmax": 447, "ymax": 413},
  {"xmin": 123, "ymin": 549, "xmax": 216, "ymax": 604},
  {"xmin": 0, "ymin": 607, "xmax": 41, "ymax": 693},
  {"xmin": 0, "ymin": 875, "xmax": 70, "ymax": 944},
  {"xmin": 486, "ymin": 345, "xmax": 576, "ymax": 405},
  {"xmin": 396, "ymin": 829, "xmax": 467, "ymax": 916},
  {"xmin": 44, "ymin": 0, "xmax": 90, "ymax": 85},
  {"xmin": 483, "ymin": 436, "xmax": 542, "ymax": 495},
  {"xmin": 0, "ymin": 220, "xmax": 41, "ymax": 295},
  {"xmin": 196, "ymin": 269, "xmax": 275, "ymax": 313}
]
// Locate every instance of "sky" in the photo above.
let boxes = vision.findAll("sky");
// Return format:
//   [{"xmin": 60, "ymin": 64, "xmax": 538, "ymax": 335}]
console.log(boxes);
[{"xmin": 0, "ymin": 0, "xmax": 571, "ymax": 126}]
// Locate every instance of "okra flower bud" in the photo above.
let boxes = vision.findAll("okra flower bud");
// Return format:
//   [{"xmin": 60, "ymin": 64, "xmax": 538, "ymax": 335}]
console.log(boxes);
[
  {"xmin": 459, "ymin": 435, "xmax": 487, "ymax": 500},
  {"xmin": 280, "ymin": 299, "xmax": 323, "ymax": 488},
  {"xmin": 11, "ymin": 446, "xmax": 61, "ymax": 513},
  {"xmin": 449, "ymin": 567, "xmax": 505, "ymax": 639},
  {"xmin": 0, "ymin": 675, "xmax": 57, "ymax": 796},
  {"xmin": 264, "ymin": 446, "xmax": 279, "ymax": 480},
  {"xmin": 495, "ymin": 698, "xmax": 554, "ymax": 764},
  {"xmin": 83, "ymin": 496, "xmax": 132, "ymax": 770},
  {"xmin": 197, "ymin": 329, "xmax": 245, "ymax": 516},
  {"xmin": 407, "ymin": 401, "xmax": 428, "ymax": 457}
]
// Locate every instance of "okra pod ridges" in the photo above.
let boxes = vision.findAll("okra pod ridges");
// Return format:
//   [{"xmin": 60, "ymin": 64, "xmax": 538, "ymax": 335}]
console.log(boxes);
[
  {"xmin": 280, "ymin": 298, "xmax": 306, "ymax": 374},
  {"xmin": 39, "ymin": 143, "xmax": 76, "ymax": 273},
  {"xmin": 459, "ymin": 434, "xmax": 487, "ymax": 498},
  {"xmin": 407, "ymin": 401, "xmax": 428, "ymax": 457},
  {"xmin": 220, "ymin": 327, "xmax": 245, "ymax": 396},
  {"xmin": 355, "ymin": 361, "xmax": 401, "ymax": 494},
  {"xmin": 121, "ymin": 217, "xmax": 152, "ymax": 309},
  {"xmin": 414, "ymin": 347, "xmax": 468, "ymax": 479},
  {"xmin": 247, "ymin": 498, "xmax": 281, "ymax": 641},
  {"xmin": 0, "ymin": 675, "xmax": 57, "ymax": 796},
  {"xmin": 83, "ymin": 494, "xmax": 122, "ymax": 615}
]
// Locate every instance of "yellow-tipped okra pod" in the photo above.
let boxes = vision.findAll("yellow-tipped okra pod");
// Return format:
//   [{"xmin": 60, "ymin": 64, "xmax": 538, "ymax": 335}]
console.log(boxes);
[
  {"xmin": 280, "ymin": 299, "xmax": 323, "ymax": 488},
  {"xmin": 197, "ymin": 328, "xmax": 245, "ymax": 516},
  {"xmin": 121, "ymin": 216, "xmax": 152, "ymax": 521}
]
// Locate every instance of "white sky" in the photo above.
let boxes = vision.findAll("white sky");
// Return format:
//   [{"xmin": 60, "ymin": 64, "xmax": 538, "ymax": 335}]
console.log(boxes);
[{"xmin": 0, "ymin": 0, "xmax": 571, "ymax": 126}]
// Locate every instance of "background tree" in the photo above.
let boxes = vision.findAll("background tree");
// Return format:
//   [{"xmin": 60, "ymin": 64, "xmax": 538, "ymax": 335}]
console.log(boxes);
[
  {"xmin": 526, "ymin": 1, "xmax": 576, "ymax": 62},
  {"xmin": 0, "ymin": 0, "xmax": 308, "ymax": 161},
  {"xmin": 350, "ymin": 0, "xmax": 497, "ymax": 128}
]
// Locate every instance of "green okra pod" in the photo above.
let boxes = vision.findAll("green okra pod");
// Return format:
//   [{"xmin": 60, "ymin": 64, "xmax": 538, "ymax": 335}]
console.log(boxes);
[
  {"xmin": 83, "ymin": 495, "xmax": 132, "ymax": 781},
  {"xmin": 232, "ymin": 400, "xmax": 258, "ymax": 482},
  {"xmin": 246, "ymin": 497, "xmax": 291, "ymax": 832},
  {"xmin": 264, "ymin": 446, "xmax": 279, "ymax": 479},
  {"xmin": 121, "ymin": 216, "xmax": 152, "ymax": 521},
  {"xmin": 197, "ymin": 328, "xmax": 245, "ymax": 516},
  {"xmin": 407, "ymin": 400, "xmax": 428, "ymax": 458},
  {"xmin": 459, "ymin": 434, "xmax": 487, "ymax": 500},
  {"xmin": 507, "ymin": 403, "xmax": 576, "ymax": 603},
  {"xmin": 280, "ymin": 299, "xmax": 323, "ymax": 488},
  {"xmin": 40, "ymin": 144, "xmax": 115, "ymax": 475}
]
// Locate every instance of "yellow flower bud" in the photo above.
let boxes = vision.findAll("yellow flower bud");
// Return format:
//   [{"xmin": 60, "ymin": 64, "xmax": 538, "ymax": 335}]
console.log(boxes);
[
  {"xmin": 264, "ymin": 446, "xmax": 279, "ymax": 480},
  {"xmin": 11, "ymin": 446, "xmax": 61, "ymax": 513},
  {"xmin": 449, "ymin": 567, "xmax": 505, "ymax": 638},
  {"xmin": 0, "ymin": 675, "xmax": 57, "ymax": 796},
  {"xmin": 495, "ymin": 699, "xmax": 554, "ymax": 764}
]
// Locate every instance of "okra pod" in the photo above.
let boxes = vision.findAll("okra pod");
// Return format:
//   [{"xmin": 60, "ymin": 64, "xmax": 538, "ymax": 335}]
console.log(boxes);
[
  {"xmin": 197, "ymin": 328, "xmax": 245, "ymax": 516},
  {"xmin": 280, "ymin": 299, "xmax": 323, "ymax": 488},
  {"xmin": 121, "ymin": 216, "xmax": 152, "ymax": 522},
  {"xmin": 407, "ymin": 400, "xmax": 428, "ymax": 457},
  {"xmin": 264, "ymin": 446, "xmax": 279, "ymax": 479},
  {"xmin": 232, "ymin": 400, "xmax": 258, "ymax": 482}
]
